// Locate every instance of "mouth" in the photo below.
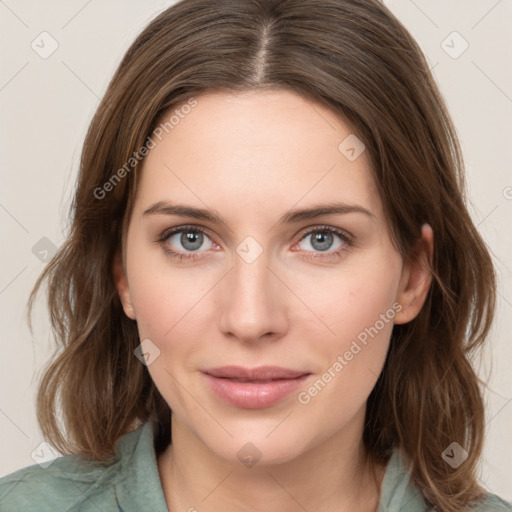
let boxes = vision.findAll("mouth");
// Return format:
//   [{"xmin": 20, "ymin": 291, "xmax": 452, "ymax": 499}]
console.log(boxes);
[
  {"xmin": 204, "ymin": 365, "xmax": 309, "ymax": 380},
  {"xmin": 202, "ymin": 366, "xmax": 311, "ymax": 409}
]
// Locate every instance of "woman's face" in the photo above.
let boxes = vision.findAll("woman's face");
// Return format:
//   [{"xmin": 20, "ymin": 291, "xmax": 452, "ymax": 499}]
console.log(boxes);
[{"xmin": 115, "ymin": 89, "xmax": 422, "ymax": 466}]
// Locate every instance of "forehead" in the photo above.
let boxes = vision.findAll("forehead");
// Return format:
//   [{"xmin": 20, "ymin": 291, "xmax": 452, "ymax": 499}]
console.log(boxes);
[{"xmin": 134, "ymin": 89, "xmax": 380, "ymax": 222}]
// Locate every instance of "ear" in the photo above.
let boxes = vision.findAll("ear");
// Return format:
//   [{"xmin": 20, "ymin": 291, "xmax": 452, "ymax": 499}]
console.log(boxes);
[
  {"xmin": 394, "ymin": 224, "xmax": 434, "ymax": 325},
  {"xmin": 112, "ymin": 250, "xmax": 136, "ymax": 320}
]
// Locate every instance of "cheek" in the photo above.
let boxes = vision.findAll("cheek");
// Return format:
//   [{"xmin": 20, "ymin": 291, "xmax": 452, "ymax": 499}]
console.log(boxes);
[
  {"xmin": 294, "ymin": 251, "xmax": 401, "ymax": 398},
  {"xmin": 127, "ymin": 262, "xmax": 218, "ymax": 395},
  {"xmin": 126, "ymin": 230, "xmax": 212, "ymax": 341},
  {"xmin": 127, "ymin": 268, "xmax": 210, "ymax": 412},
  {"xmin": 293, "ymin": 289, "xmax": 398, "ymax": 426},
  {"xmin": 326, "ymin": 280, "xmax": 399, "ymax": 355},
  {"xmin": 298, "ymin": 251, "xmax": 401, "ymax": 349}
]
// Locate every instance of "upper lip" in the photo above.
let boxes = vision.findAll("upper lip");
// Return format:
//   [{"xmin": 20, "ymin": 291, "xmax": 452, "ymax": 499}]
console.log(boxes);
[{"xmin": 204, "ymin": 366, "xmax": 309, "ymax": 380}]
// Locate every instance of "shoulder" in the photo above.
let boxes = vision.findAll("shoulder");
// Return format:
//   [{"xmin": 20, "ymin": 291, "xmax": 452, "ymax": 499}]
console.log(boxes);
[
  {"xmin": 378, "ymin": 448, "xmax": 512, "ymax": 512},
  {"xmin": 0, "ymin": 455, "xmax": 121, "ymax": 511},
  {"xmin": 0, "ymin": 423, "xmax": 151, "ymax": 512},
  {"xmin": 470, "ymin": 494, "xmax": 512, "ymax": 511}
]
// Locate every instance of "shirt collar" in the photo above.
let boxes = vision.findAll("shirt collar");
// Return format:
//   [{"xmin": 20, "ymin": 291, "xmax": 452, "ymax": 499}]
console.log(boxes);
[
  {"xmin": 377, "ymin": 448, "xmax": 429, "ymax": 511},
  {"xmin": 114, "ymin": 422, "xmax": 169, "ymax": 512}
]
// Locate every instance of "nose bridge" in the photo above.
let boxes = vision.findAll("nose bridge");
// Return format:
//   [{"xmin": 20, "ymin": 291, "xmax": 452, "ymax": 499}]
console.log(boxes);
[{"xmin": 218, "ymin": 237, "xmax": 287, "ymax": 341}]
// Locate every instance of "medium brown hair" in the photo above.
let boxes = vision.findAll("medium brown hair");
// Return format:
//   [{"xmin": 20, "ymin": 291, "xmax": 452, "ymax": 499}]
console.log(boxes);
[{"xmin": 29, "ymin": 1, "xmax": 496, "ymax": 510}]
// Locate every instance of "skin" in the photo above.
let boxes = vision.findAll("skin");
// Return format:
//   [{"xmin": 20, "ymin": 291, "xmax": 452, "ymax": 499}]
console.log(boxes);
[{"xmin": 113, "ymin": 89, "xmax": 433, "ymax": 512}]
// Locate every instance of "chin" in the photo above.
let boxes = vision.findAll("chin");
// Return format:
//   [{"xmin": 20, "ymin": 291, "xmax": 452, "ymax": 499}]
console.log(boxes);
[{"xmin": 204, "ymin": 428, "xmax": 314, "ymax": 468}]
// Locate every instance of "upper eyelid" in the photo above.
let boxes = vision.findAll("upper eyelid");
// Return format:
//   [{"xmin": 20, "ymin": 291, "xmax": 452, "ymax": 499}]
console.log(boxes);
[{"xmin": 161, "ymin": 224, "xmax": 217, "ymax": 243}]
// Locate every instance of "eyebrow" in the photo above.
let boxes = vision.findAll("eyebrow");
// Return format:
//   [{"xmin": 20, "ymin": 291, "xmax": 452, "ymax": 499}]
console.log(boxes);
[{"xmin": 143, "ymin": 200, "xmax": 375, "ymax": 228}]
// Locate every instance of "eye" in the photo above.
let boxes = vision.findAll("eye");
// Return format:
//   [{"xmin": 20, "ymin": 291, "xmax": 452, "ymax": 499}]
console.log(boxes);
[
  {"xmin": 294, "ymin": 226, "xmax": 352, "ymax": 260},
  {"xmin": 157, "ymin": 224, "xmax": 353, "ymax": 262},
  {"xmin": 157, "ymin": 226, "xmax": 217, "ymax": 261}
]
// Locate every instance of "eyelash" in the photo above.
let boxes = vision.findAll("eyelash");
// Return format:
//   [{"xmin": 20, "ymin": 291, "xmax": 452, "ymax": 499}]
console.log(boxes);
[{"xmin": 156, "ymin": 225, "xmax": 353, "ymax": 262}]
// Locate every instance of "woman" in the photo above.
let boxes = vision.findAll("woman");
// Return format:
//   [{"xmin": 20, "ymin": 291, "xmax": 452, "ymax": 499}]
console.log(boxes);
[{"xmin": 1, "ymin": 0, "xmax": 510, "ymax": 510}]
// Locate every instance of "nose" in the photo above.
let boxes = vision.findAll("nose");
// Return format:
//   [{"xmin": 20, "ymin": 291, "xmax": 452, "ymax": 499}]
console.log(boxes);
[{"xmin": 217, "ymin": 244, "xmax": 289, "ymax": 344}]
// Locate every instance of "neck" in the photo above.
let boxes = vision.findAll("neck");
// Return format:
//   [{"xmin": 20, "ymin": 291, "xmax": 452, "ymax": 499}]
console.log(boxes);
[{"xmin": 157, "ymin": 408, "xmax": 385, "ymax": 512}]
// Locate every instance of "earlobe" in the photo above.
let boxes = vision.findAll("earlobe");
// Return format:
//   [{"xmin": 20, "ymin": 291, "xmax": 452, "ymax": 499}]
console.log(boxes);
[
  {"xmin": 112, "ymin": 250, "xmax": 136, "ymax": 320},
  {"xmin": 394, "ymin": 224, "xmax": 434, "ymax": 325}
]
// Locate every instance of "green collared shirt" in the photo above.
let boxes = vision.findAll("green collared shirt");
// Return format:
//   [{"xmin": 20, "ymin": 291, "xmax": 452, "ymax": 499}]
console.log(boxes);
[{"xmin": 1, "ymin": 422, "xmax": 511, "ymax": 511}]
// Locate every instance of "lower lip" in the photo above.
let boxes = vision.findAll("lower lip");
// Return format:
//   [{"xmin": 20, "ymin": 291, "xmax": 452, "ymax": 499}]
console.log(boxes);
[{"xmin": 203, "ymin": 373, "xmax": 310, "ymax": 409}]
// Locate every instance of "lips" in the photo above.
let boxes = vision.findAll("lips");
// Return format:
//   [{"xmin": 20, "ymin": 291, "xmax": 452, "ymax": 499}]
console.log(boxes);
[
  {"xmin": 204, "ymin": 365, "xmax": 309, "ymax": 380},
  {"xmin": 202, "ymin": 366, "xmax": 311, "ymax": 409}
]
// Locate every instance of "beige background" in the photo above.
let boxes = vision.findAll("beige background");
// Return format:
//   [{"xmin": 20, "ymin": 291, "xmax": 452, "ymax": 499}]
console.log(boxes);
[{"xmin": 0, "ymin": 0, "xmax": 511, "ymax": 500}]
